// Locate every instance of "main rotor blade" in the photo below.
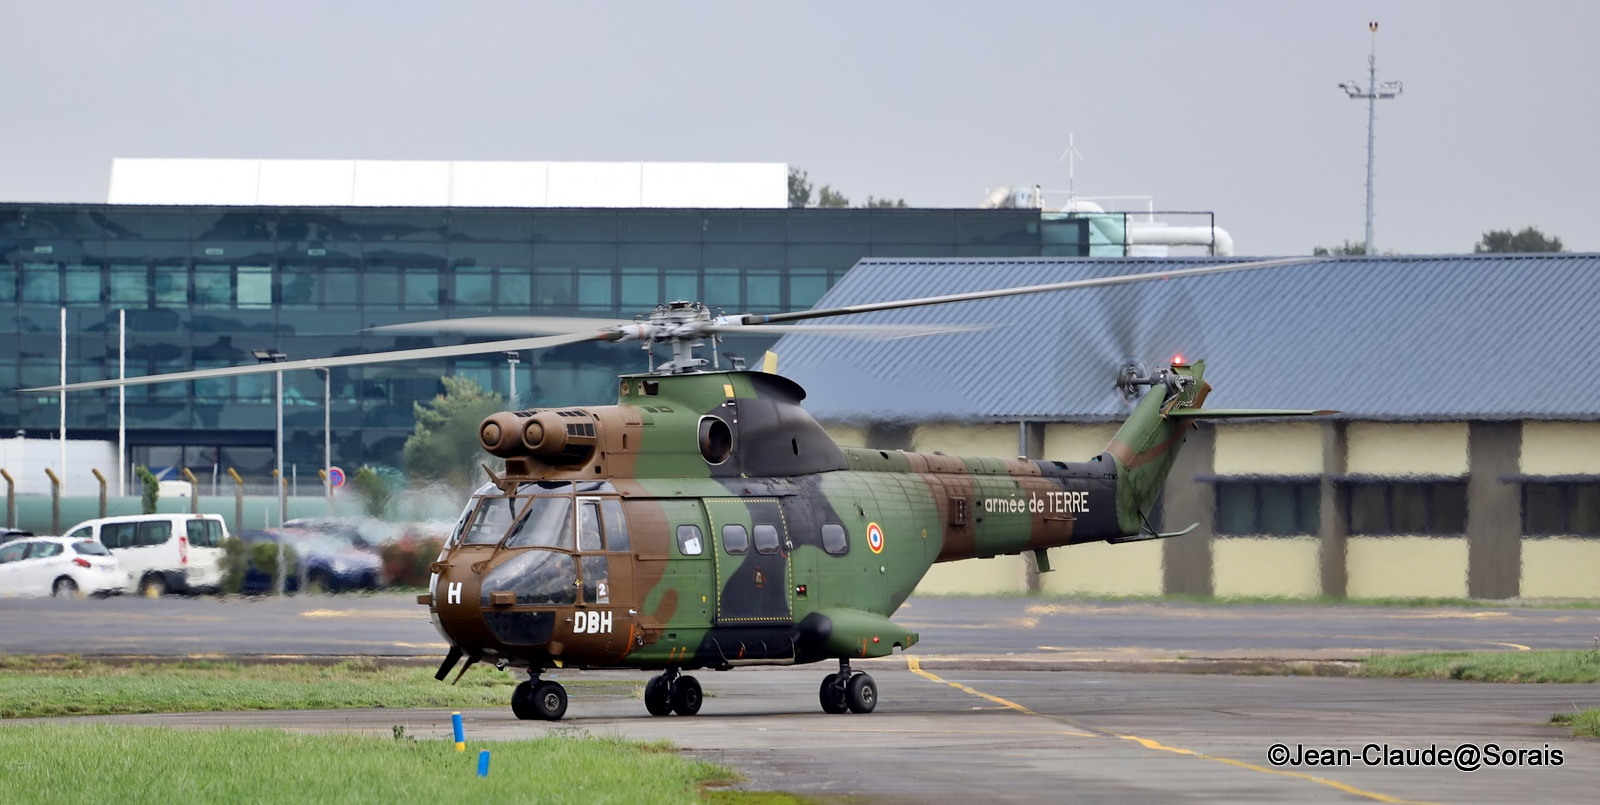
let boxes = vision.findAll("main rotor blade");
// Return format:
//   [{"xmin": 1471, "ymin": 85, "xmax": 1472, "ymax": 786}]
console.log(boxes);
[
  {"xmin": 367, "ymin": 316, "xmax": 632, "ymax": 337},
  {"xmin": 21, "ymin": 331, "xmax": 611, "ymax": 394},
  {"xmin": 747, "ymin": 257, "xmax": 1323, "ymax": 325},
  {"xmin": 703, "ymin": 323, "xmax": 984, "ymax": 337}
]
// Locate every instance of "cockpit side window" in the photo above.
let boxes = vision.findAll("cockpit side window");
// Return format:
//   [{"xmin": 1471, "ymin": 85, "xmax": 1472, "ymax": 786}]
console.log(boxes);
[
  {"xmin": 577, "ymin": 499, "xmax": 602, "ymax": 552},
  {"xmin": 505, "ymin": 497, "xmax": 575, "ymax": 550},
  {"xmin": 601, "ymin": 499, "xmax": 630, "ymax": 552},
  {"xmin": 461, "ymin": 496, "xmax": 529, "ymax": 546}
]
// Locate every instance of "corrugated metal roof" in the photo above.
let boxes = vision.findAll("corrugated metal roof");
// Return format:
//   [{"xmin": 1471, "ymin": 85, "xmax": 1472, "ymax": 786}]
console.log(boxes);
[{"xmin": 769, "ymin": 254, "xmax": 1600, "ymax": 423}]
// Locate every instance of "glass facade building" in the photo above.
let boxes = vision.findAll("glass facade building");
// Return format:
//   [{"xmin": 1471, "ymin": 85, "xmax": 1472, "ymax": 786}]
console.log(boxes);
[{"xmin": 1, "ymin": 204, "xmax": 1081, "ymax": 477}]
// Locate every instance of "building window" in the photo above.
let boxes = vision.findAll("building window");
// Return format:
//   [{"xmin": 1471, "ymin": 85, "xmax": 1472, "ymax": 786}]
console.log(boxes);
[
  {"xmin": 1523, "ymin": 482, "xmax": 1600, "ymax": 536},
  {"xmin": 1214, "ymin": 481, "xmax": 1319, "ymax": 535},
  {"xmin": 1345, "ymin": 481, "xmax": 1467, "ymax": 535}
]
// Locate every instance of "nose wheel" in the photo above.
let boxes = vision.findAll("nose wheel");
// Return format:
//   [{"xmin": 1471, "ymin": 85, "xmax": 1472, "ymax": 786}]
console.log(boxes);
[
  {"xmin": 644, "ymin": 668, "xmax": 703, "ymax": 716},
  {"xmin": 819, "ymin": 660, "xmax": 877, "ymax": 714},
  {"xmin": 511, "ymin": 676, "xmax": 569, "ymax": 721}
]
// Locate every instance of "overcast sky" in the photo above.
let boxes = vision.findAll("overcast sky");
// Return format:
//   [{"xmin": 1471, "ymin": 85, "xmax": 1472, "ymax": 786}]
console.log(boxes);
[{"xmin": 3, "ymin": 1, "xmax": 1595, "ymax": 256}]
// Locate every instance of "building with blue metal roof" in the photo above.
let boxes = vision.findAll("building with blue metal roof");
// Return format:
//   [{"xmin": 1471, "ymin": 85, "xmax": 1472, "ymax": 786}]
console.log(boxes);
[{"xmin": 772, "ymin": 254, "xmax": 1600, "ymax": 601}]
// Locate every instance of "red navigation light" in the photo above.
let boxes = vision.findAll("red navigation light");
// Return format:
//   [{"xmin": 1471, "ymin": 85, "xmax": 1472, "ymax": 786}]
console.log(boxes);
[{"xmin": 1172, "ymin": 354, "xmax": 1185, "ymax": 366}]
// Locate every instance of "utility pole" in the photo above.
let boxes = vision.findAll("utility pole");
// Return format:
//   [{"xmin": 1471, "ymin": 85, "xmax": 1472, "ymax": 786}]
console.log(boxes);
[{"xmin": 1340, "ymin": 21, "xmax": 1403, "ymax": 255}]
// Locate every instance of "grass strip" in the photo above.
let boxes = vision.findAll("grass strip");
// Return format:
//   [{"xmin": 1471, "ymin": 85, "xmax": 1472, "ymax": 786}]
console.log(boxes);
[
  {"xmin": 0, "ymin": 724, "xmax": 735, "ymax": 804},
  {"xmin": 1357, "ymin": 649, "xmax": 1600, "ymax": 684},
  {"xmin": 0, "ymin": 655, "xmax": 544, "ymax": 719},
  {"xmin": 1550, "ymin": 710, "xmax": 1600, "ymax": 738},
  {"xmin": 1359, "ymin": 650, "xmax": 1600, "ymax": 738}
]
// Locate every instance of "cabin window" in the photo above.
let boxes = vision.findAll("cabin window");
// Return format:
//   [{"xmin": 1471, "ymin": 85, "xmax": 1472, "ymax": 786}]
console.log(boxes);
[
  {"xmin": 722, "ymin": 524, "xmax": 748, "ymax": 555},
  {"xmin": 753, "ymin": 524, "xmax": 780, "ymax": 555},
  {"xmin": 676, "ymin": 525, "xmax": 704, "ymax": 556},
  {"xmin": 821, "ymin": 523, "xmax": 848, "ymax": 555}
]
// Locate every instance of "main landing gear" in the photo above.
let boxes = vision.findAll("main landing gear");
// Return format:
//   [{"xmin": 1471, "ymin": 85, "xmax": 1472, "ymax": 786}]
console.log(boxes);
[
  {"xmin": 643, "ymin": 667, "xmax": 703, "ymax": 716},
  {"xmin": 818, "ymin": 659, "xmax": 876, "ymax": 715},
  {"xmin": 511, "ymin": 673, "xmax": 568, "ymax": 721}
]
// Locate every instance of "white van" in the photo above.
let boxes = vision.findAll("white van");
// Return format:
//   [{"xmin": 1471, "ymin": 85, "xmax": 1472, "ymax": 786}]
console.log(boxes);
[{"xmin": 64, "ymin": 514, "xmax": 229, "ymax": 596}]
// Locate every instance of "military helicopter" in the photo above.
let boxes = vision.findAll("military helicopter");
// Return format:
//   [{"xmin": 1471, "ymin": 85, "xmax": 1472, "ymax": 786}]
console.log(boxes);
[{"xmin": 26, "ymin": 257, "xmax": 1329, "ymax": 721}]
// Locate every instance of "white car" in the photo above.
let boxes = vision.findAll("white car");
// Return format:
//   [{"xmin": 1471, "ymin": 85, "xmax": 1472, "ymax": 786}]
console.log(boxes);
[
  {"xmin": 64, "ymin": 514, "xmax": 229, "ymax": 596},
  {"xmin": 0, "ymin": 536, "xmax": 132, "ymax": 598}
]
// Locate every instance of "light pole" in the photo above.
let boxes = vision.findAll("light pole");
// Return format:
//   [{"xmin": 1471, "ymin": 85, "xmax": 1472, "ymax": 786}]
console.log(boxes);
[
  {"xmin": 315, "ymin": 367, "xmax": 330, "ymax": 500},
  {"xmin": 505, "ymin": 351, "xmax": 521, "ymax": 406},
  {"xmin": 252, "ymin": 348, "xmax": 288, "ymax": 595},
  {"xmin": 1340, "ymin": 21, "xmax": 1403, "ymax": 255}
]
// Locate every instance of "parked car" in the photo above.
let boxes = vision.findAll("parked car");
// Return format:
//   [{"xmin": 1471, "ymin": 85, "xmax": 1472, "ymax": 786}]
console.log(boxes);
[
  {"xmin": 0, "ymin": 536, "xmax": 131, "ymax": 597},
  {"xmin": 1, "ymin": 528, "xmax": 33, "ymax": 544},
  {"xmin": 235, "ymin": 529, "xmax": 385, "ymax": 594},
  {"xmin": 63, "ymin": 514, "xmax": 228, "ymax": 596}
]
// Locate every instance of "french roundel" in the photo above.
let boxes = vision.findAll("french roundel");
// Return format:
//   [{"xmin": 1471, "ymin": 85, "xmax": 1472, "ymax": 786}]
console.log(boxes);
[{"xmin": 866, "ymin": 522, "xmax": 885, "ymax": 554}]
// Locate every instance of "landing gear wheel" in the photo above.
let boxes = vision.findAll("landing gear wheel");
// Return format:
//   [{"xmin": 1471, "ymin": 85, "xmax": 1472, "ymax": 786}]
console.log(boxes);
[
  {"xmin": 644, "ymin": 674, "xmax": 673, "ymax": 716},
  {"xmin": 52, "ymin": 577, "xmax": 80, "ymax": 598},
  {"xmin": 138, "ymin": 575, "xmax": 167, "ymax": 598},
  {"xmin": 846, "ymin": 673, "xmax": 877, "ymax": 714},
  {"xmin": 670, "ymin": 675, "xmax": 703, "ymax": 716},
  {"xmin": 818, "ymin": 673, "xmax": 848, "ymax": 714},
  {"xmin": 511, "ymin": 680, "xmax": 537, "ymax": 720},
  {"xmin": 531, "ymin": 680, "xmax": 568, "ymax": 721}
]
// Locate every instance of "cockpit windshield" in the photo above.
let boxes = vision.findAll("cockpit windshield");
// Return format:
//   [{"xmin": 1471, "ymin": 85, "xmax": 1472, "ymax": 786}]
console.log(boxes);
[
  {"xmin": 457, "ymin": 495, "xmax": 529, "ymax": 546},
  {"xmin": 505, "ymin": 497, "xmax": 575, "ymax": 550}
]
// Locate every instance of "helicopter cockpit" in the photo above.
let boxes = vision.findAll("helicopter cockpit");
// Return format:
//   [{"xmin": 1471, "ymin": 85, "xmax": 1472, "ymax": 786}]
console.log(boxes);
[{"xmin": 435, "ymin": 480, "xmax": 630, "ymax": 650}]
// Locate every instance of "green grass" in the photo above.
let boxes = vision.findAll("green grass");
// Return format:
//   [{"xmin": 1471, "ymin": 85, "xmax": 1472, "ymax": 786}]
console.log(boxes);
[
  {"xmin": 1358, "ymin": 649, "xmax": 1600, "ymax": 683},
  {"xmin": 0, "ymin": 655, "xmax": 573, "ymax": 719},
  {"xmin": 1550, "ymin": 710, "xmax": 1600, "ymax": 738},
  {"xmin": 0, "ymin": 724, "xmax": 736, "ymax": 804}
]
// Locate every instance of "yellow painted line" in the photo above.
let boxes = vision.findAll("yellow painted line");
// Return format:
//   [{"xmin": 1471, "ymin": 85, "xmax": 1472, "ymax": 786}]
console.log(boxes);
[
  {"xmin": 794, "ymin": 728, "xmax": 1092, "ymax": 736},
  {"xmin": 300, "ymin": 609, "xmax": 419, "ymax": 619},
  {"xmin": 907, "ymin": 656, "xmax": 1429, "ymax": 805},
  {"xmin": 1113, "ymin": 734, "xmax": 1437, "ymax": 805},
  {"xmin": 1487, "ymin": 641, "xmax": 1532, "ymax": 651},
  {"xmin": 905, "ymin": 656, "xmax": 1044, "ymax": 718}
]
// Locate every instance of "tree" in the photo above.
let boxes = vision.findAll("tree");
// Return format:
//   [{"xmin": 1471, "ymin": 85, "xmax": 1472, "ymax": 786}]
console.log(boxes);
[
  {"xmin": 136, "ymin": 466, "xmax": 160, "ymax": 514},
  {"xmin": 787, "ymin": 167, "xmax": 813, "ymax": 208},
  {"xmin": 1312, "ymin": 240, "xmax": 1367, "ymax": 256},
  {"xmin": 402, "ymin": 375, "xmax": 505, "ymax": 492},
  {"xmin": 351, "ymin": 465, "xmax": 398, "ymax": 519},
  {"xmin": 863, "ymin": 195, "xmax": 908, "ymax": 208},
  {"xmin": 816, "ymin": 185, "xmax": 850, "ymax": 208},
  {"xmin": 1474, "ymin": 226, "xmax": 1563, "ymax": 253}
]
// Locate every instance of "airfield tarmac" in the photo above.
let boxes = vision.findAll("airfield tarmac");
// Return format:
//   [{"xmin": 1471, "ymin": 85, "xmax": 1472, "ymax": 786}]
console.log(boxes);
[{"xmin": 5, "ymin": 595, "xmax": 1599, "ymax": 803}]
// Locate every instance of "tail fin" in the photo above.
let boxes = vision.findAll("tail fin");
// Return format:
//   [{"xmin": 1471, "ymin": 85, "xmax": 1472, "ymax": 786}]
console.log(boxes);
[
  {"xmin": 1106, "ymin": 361, "xmax": 1208, "ymax": 536},
  {"xmin": 1106, "ymin": 360, "xmax": 1335, "ymax": 537}
]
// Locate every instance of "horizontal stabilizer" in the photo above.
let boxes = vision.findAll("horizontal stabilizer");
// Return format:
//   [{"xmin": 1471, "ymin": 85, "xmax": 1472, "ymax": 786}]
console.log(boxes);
[
  {"xmin": 1108, "ymin": 522, "xmax": 1198, "ymax": 544},
  {"xmin": 1166, "ymin": 408, "xmax": 1338, "ymax": 420}
]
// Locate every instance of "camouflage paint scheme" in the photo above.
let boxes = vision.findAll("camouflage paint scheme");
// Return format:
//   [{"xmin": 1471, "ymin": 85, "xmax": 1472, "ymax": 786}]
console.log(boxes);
[{"xmin": 423, "ymin": 361, "xmax": 1219, "ymax": 677}]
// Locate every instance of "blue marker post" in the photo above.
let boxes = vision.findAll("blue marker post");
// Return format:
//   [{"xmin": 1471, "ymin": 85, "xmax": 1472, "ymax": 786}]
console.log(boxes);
[
  {"xmin": 477, "ymin": 749, "xmax": 491, "ymax": 778},
  {"xmin": 451, "ymin": 711, "xmax": 465, "ymax": 752}
]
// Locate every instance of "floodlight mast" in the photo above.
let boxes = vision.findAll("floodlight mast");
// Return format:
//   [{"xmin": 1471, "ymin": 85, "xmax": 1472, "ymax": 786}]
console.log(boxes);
[{"xmin": 1340, "ymin": 21, "xmax": 1403, "ymax": 255}]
